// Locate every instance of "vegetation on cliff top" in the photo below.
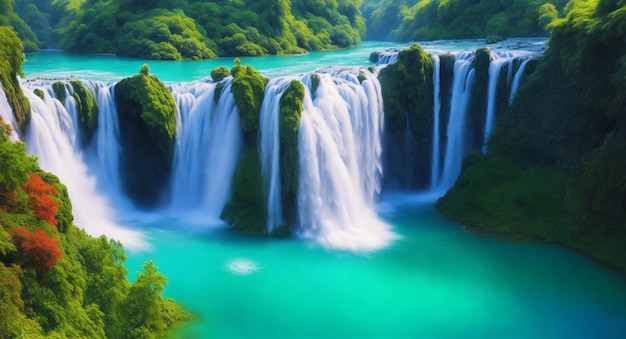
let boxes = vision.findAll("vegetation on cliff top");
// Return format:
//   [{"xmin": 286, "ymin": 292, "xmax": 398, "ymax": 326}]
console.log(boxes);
[{"xmin": 362, "ymin": 0, "xmax": 569, "ymax": 41}]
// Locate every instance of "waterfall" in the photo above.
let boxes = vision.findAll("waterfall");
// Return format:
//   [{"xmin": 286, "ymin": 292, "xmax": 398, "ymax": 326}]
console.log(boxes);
[
  {"xmin": 93, "ymin": 83, "xmax": 122, "ymax": 196},
  {"xmin": 483, "ymin": 54, "xmax": 536, "ymax": 151},
  {"xmin": 430, "ymin": 55, "xmax": 441, "ymax": 189},
  {"xmin": 435, "ymin": 54, "xmax": 475, "ymax": 193},
  {"xmin": 259, "ymin": 77, "xmax": 295, "ymax": 233},
  {"xmin": 483, "ymin": 56, "xmax": 512, "ymax": 147},
  {"xmin": 509, "ymin": 58, "xmax": 533, "ymax": 103},
  {"xmin": 297, "ymin": 69, "xmax": 394, "ymax": 251},
  {"xmin": 0, "ymin": 82, "xmax": 20, "ymax": 141},
  {"xmin": 21, "ymin": 85, "xmax": 147, "ymax": 250},
  {"xmin": 168, "ymin": 81, "xmax": 242, "ymax": 223}
]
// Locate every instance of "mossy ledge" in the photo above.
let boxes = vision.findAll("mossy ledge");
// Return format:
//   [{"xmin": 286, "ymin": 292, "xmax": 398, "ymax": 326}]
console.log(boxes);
[
  {"xmin": 221, "ymin": 60, "xmax": 269, "ymax": 235},
  {"xmin": 378, "ymin": 44, "xmax": 434, "ymax": 189},
  {"xmin": 114, "ymin": 64, "xmax": 176, "ymax": 208},
  {"xmin": 70, "ymin": 81, "xmax": 99, "ymax": 146},
  {"xmin": 278, "ymin": 80, "xmax": 304, "ymax": 231},
  {"xmin": 0, "ymin": 27, "xmax": 30, "ymax": 133}
]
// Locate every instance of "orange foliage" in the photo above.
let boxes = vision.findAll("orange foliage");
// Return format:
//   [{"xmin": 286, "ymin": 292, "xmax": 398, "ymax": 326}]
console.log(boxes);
[
  {"xmin": 22, "ymin": 173, "xmax": 58, "ymax": 226},
  {"xmin": 9, "ymin": 227, "xmax": 62, "ymax": 274}
]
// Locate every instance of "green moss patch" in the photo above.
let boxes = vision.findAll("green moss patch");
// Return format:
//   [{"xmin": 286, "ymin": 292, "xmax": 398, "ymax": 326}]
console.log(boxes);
[
  {"xmin": 221, "ymin": 147, "xmax": 268, "ymax": 236},
  {"xmin": 378, "ymin": 44, "xmax": 434, "ymax": 189},
  {"xmin": 114, "ymin": 65, "xmax": 176, "ymax": 207},
  {"xmin": 278, "ymin": 80, "xmax": 304, "ymax": 228},
  {"xmin": 70, "ymin": 81, "xmax": 99, "ymax": 146}
]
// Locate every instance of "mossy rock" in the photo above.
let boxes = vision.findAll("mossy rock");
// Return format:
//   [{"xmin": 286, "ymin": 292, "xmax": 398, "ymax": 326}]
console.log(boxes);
[
  {"xmin": 278, "ymin": 80, "xmax": 304, "ymax": 228},
  {"xmin": 221, "ymin": 147, "xmax": 268, "ymax": 236},
  {"xmin": 0, "ymin": 27, "xmax": 30, "ymax": 133},
  {"xmin": 114, "ymin": 66, "xmax": 176, "ymax": 208},
  {"xmin": 230, "ymin": 61, "xmax": 268, "ymax": 146},
  {"xmin": 210, "ymin": 66, "xmax": 231, "ymax": 82},
  {"xmin": 33, "ymin": 89, "xmax": 45, "ymax": 100},
  {"xmin": 70, "ymin": 81, "xmax": 99, "ymax": 146},
  {"xmin": 52, "ymin": 82, "xmax": 67, "ymax": 103},
  {"xmin": 378, "ymin": 44, "xmax": 434, "ymax": 189}
]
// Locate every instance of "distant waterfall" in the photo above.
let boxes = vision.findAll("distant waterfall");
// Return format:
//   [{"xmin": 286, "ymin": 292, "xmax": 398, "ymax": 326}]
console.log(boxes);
[
  {"xmin": 430, "ymin": 55, "xmax": 442, "ymax": 189},
  {"xmin": 509, "ymin": 58, "xmax": 533, "ymax": 103},
  {"xmin": 483, "ymin": 52, "xmax": 536, "ymax": 151},
  {"xmin": 297, "ymin": 69, "xmax": 395, "ymax": 251},
  {"xmin": 427, "ymin": 51, "xmax": 537, "ymax": 194},
  {"xmin": 168, "ymin": 81, "xmax": 242, "ymax": 223},
  {"xmin": 434, "ymin": 53, "xmax": 475, "ymax": 193},
  {"xmin": 20, "ymin": 84, "xmax": 147, "ymax": 250}
]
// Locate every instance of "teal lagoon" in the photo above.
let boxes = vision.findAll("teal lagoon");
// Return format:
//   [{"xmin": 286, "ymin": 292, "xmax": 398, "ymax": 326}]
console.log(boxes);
[{"xmin": 125, "ymin": 200, "xmax": 626, "ymax": 338}]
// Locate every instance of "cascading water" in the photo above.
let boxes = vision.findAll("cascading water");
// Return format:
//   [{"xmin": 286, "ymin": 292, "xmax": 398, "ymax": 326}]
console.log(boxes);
[
  {"xmin": 430, "ymin": 55, "xmax": 442, "ymax": 190},
  {"xmin": 483, "ymin": 52, "xmax": 536, "ymax": 151},
  {"xmin": 168, "ymin": 81, "xmax": 242, "ymax": 223},
  {"xmin": 259, "ymin": 77, "xmax": 296, "ymax": 233},
  {"xmin": 433, "ymin": 53, "xmax": 476, "ymax": 193},
  {"xmin": 509, "ymin": 58, "xmax": 533, "ymax": 103},
  {"xmin": 20, "ymin": 84, "xmax": 147, "ymax": 250},
  {"xmin": 0, "ymin": 82, "xmax": 19, "ymax": 141},
  {"xmin": 297, "ymin": 69, "xmax": 395, "ymax": 251}
]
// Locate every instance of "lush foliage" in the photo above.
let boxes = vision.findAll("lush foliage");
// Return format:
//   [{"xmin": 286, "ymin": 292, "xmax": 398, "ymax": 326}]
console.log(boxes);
[
  {"xmin": 11, "ymin": 0, "xmax": 364, "ymax": 59},
  {"xmin": 114, "ymin": 65, "xmax": 177, "ymax": 207},
  {"xmin": 438, "ymin": 0, "xmax": 626, "ymax": 272},
  {"xmin": 9, "ymin": 226, "xmax": 62, "ymax": 274},
  {"xmin": 0, "ymin": 121, "xmax": 186, "ymax": 337},
  {"xmin": 378, "ymin": 44, "xmax": 434, "ymax": 188},
  {"xmin": 362, "ymin": 0, "xmax": 569, "ymax": 41},
  {"xmin": 0, "ymin": 0, "xmax": 42, "ymax": 51},
  {"xmin": 23, "ymin": 173, "xmax": 58, "ymax": 227},
  {"xmin": 0, "ymin": 26, "xmax": 30, "ymax": 133}
]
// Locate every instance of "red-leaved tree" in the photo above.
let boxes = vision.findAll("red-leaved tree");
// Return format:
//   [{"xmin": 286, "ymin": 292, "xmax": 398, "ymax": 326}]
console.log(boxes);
[
  {"xmin": 22, "ymin": 173, "xmax": 58, "ymax": 226},
  {"xmin": 10, "ymin": 227, "xmax": 62, "ymax": 274}
]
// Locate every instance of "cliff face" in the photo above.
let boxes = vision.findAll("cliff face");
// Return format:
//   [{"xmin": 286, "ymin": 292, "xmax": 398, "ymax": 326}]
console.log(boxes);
[
  {"xmin": 437, "ymin": 0, "xmax": 626, "ymax": 273},
  {"xmin": 115, "ymin": 66, "xmax": 177, "ymax": 208}
]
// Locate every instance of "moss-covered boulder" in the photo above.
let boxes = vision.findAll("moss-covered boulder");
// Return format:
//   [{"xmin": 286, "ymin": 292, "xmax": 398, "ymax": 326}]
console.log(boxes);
[
  {"xmin": 0, "ymin": 27, "xmax": 30, "ymax": 133},
  {"xmin": 378, "ymin": 44, "xmax": 434, "ymax": 189},
  {"xmin": 210, "ymin": 66, "xmax": 231, "ymax": 82},
  {"xmin": 52, "ymin": 82, "xmax": 66, "ymax": 103},
  {"xmin": 278, "ymin": 80, "xmax": 304, "ymax": 230},
  {"xmin": 230, "ymin": 59, "xmax": 268, "ymax": 145},
  {"xmin": 221, "ymin": 60, "xmax": 271, "ymax": 235},
  {"xmin": 220, "ymin": 147, "xmax": 267, "ymax": 235},
  {"xmin": 114, "ymin": 65, "xmax": 176, "ymax": 208},
  {"xmin": 70, "ymin": 81, "xmax": 99, "ymax": 146}
]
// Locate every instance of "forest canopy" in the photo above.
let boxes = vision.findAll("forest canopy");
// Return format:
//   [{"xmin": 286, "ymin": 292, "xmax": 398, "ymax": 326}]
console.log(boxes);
[
  {"xmin": 362, "ymin": 0, "xmax": 570, "ymax": 41},
  {"xmin": 7, "ymin": 0, "xmax": 365, "ymax": 59}
]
